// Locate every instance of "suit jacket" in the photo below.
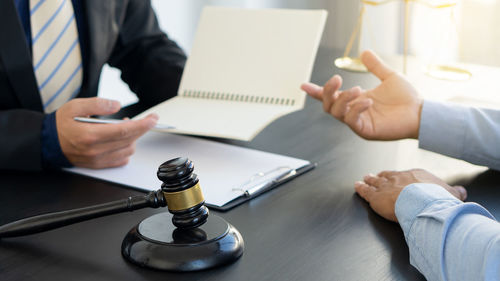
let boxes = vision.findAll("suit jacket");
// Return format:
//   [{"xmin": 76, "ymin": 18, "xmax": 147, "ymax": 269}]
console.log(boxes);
[{"xmin": 0, "ymin": 0, "xmax": 186, "ymax": 170}]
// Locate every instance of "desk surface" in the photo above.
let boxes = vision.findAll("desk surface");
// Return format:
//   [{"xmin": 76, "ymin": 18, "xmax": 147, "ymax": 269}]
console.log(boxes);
[{"xmin": 1, "ymin": 48, "xmax": 499, "ymax": 281}]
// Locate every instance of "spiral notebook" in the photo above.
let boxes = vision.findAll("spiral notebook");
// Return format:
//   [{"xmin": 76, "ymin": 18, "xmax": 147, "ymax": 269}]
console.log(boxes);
[{"xmin": 135, "ymin": 7, "xmax": 328, "ymax": 141}]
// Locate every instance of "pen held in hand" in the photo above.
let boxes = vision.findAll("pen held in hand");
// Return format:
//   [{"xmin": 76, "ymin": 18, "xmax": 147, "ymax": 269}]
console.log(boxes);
[{"xmin": 73, "ymin": 117, "xmax": 175, "ymax": 130}]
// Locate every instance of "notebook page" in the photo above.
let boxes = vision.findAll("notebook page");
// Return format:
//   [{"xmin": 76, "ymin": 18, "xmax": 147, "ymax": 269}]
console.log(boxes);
[
  {"xmin": 67, "ymin": 131, "xmax": 310, "ymax": 207},
  {"xmin": 138, "ymin": 96, "xmax": 299, "ymax": 141},
  {"xmin": 179, "ymin": 7, "xmax": 327, "ymax": 107}
]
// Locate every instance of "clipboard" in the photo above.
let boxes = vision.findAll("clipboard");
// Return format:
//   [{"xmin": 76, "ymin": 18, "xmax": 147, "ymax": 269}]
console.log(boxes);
[
  {"xmin": 67, "ymin": 131, "xmax": 315, "ymax": 211},
  {"xmin": 206, "ymin": 163, "xmax": 316, "ymax": 211}
]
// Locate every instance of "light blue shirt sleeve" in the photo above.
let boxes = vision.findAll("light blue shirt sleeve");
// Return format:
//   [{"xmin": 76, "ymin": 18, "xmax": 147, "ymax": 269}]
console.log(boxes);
[
  {"xmin": 395, "ymin": 183, "xmax": 500, "ymax": 281},
  {"xmin": 419, "ymin": 100, "xmax": 500, "ymax": 170}
]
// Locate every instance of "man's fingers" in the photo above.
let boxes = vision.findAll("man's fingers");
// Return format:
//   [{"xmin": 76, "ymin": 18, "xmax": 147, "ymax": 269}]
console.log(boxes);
[
  {"xmin": 88, "ymin": 114, "xmax": 158, "ymax": 144},
  {"xmin": 363, "ymin": 174, "xmax": 388, "ymax": 188},
  {"xmin": 322, "ymin": 75, "xmax": 343, "ymax": 113},
  {"xmin": 330, "ymin": 87, "xmax": 362, "ymax": 120},
  {"xmin": 344, "ymin": 98, "xmax": 372, "ymax": 132},
  {"xmin": 377, "ymin": 170, "xmax": 398, "ymax": 179},
  {"xmin": 360, "ymin": 50, "xmax": 395, "ymax": 81},
  {"xmin": 85, "ymin": 143, "xmax": 136, "ymax": 169},
  {"xmin": 68, "ymin": 97, "xmax": 121, "ymax": 117},
  {"xmin": 301, "ymin": 83, "xmax": 324, "ymax": 101},
  {"xmin": 453, "ymin": 185, "xmax": 468, "ymax": 201},
  {"xmin": 102, "ymin": 143, "xmax": 136, "ymax": 168},
  {"xmin": 84, "ymin": 132, "xmax": 140, "ymax": 157},
  {"xmin": 354, "ymin": 181, "xmax": 376, "ymax": 202}
]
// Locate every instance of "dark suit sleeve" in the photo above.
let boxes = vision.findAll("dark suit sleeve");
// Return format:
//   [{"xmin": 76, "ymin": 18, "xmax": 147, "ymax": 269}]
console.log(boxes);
[
  {"xmin": 0, "ymin": 109, "xmax": 44, "ymax": 170},
  {"xmin": 107, "ymin": 0, "xmax": 187, "ymax": 108}
]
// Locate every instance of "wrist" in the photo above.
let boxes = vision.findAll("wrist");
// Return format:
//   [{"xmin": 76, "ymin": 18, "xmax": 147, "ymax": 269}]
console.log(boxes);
[
  {"xmin": 395, "ymin": 183, "xmax": 461, "ymax": 231},
  {"xmin": 41, "ymin": 112, "xmax": 73, "ymax": 169}
]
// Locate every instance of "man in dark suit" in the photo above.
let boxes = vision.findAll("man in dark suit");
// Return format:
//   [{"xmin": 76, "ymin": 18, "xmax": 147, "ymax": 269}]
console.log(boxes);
[{"xmin": 0, "ymin": 0, "xmax": 186, "ymax": 171}]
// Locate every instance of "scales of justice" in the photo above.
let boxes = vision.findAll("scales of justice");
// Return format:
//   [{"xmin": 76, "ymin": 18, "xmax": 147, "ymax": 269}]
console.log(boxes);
[
  {"xmin": 0, "ymin": 157, "xmax": 244, "ymax": 271},
  {"xmin": 335, "ymin": 0, "xmax": 472, "ymax": 81}
]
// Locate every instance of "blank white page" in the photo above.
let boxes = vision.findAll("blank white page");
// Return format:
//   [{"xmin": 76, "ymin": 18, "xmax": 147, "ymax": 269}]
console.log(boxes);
[
  {"xmin": 142, "ymin": 96, "xmax": 298, "ymax": 141},
  {"xmin": 179, "ymin": 7, "xmax": 327, "ymax": 106},
  {"xmin": 136, "ymin": 7, "xmax": 327, "ymax": 141}
]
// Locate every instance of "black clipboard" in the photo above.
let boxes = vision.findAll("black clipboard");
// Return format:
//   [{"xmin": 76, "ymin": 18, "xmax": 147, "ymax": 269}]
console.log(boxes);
[{"xmin": 205, "ymin": 163, "xmax": 317, "ymax": 212}]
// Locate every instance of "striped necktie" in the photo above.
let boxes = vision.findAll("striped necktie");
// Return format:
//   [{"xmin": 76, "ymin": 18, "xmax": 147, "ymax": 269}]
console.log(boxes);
[{"xmin": 30, "ymin": 0, "xmax": 83, "ymax": 113}]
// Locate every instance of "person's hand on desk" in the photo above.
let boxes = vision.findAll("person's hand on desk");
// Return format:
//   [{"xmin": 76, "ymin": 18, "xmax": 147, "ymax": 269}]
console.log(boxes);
[
  {"xmin": 301, "ymin": 50, "xmax": 423, "ymax": 141},
  {"xmin": 354, "ymin": 169, "xmax": 468, "ymax": 222},
  {"xmin": 56, "ymin": 97, "xmax": 158, "ymax": 169}
]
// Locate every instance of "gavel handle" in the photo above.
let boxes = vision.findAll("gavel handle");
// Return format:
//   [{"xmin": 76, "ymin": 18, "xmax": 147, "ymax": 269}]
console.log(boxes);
[{"xmin": 0, "ymin": 189, "xmax": 166, "ymax": 238}]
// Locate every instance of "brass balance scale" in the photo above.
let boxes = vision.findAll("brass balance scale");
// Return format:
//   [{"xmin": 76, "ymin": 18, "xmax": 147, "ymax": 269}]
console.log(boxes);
[{"xmin": 335, "ymin": 0, "xmax": 472, "ymax": 81}]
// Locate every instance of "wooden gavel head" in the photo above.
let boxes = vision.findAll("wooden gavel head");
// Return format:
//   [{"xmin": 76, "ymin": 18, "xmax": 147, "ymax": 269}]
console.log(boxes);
[{"xmin": 157, "ymin": 157, "xmax": 209, "ymax": 229}]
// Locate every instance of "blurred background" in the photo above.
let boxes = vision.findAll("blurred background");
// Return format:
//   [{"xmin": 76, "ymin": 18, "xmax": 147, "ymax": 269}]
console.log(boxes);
[{"xmin": 100, "ymin": 0, "xmax": 500, "ymax": 107}]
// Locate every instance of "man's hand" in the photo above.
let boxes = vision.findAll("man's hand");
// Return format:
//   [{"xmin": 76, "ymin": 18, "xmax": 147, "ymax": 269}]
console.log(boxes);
[
  {"xmin": 56, "ymin": 97, "xmax": 158, "ymax": 169},
  {"xmin": 354, "ymin": 169, "xmax": 468, "ymax": 222},
  {"xmin": 301, "ymin": 50, "xmax": 423, "ymax": 140}
]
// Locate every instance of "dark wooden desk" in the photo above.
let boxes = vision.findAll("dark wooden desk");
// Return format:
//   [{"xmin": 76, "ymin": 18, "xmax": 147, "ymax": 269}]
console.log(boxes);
[{"xmin": 1, "ymin": 48, "xmax": 499, "ymax": 281}]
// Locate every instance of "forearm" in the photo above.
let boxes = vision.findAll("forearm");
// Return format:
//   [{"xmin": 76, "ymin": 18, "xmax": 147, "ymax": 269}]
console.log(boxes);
[
  {"xmin": 396, "ymin": 183, "xmax": 500, "ymax": 281},
  {"xmin": 0, "ymin": 109, "xmax": 44, "ymax": 170},
  {"xmin": 419, "ymin": 100, "xmax": 500, "ymax": 170}
]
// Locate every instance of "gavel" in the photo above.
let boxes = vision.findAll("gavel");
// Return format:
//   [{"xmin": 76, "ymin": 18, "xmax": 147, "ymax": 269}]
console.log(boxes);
[{"xmin": 0, "ymin": 157, "xmax": 244, "ymax": 271}]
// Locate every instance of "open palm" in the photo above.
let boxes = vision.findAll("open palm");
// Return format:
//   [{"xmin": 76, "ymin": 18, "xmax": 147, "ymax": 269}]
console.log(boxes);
[{"xmin": 302, "ymin": 50, "xmax": 422, "ymax": 141}]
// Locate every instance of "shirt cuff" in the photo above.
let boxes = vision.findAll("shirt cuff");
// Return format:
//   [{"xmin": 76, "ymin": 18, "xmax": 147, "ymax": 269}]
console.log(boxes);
[
  {"xmin": 41, "ymin": 112, "xmax": 73, "ymax": 169},
  {"xmin": 395, "ymin": 183, "xmax": 461, "ymax": 236},
  {"xmin": 418, "ymin": 100, "xmax": 467, "ymax": 160}
]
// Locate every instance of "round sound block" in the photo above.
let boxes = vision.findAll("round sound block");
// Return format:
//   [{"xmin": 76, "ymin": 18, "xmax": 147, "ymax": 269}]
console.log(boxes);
[{"xmin": 121, "ymin": 212, "xmax": 244, "ymax": 271}]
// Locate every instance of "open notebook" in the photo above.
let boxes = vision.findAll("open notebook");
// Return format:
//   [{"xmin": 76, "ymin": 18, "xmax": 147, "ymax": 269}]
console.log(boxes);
[{"xmin": 135, "ymin": 7, "xmax": 328, "ymax": 141}]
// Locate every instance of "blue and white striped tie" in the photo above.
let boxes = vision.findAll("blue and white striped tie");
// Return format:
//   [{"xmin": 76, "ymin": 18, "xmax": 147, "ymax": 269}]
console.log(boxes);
[{"xmin": 30, "ymin": 0, "xmax": 83, "ymax": 113}]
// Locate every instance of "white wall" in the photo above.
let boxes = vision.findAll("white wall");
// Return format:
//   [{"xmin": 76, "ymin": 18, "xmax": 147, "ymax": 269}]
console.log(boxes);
[
  {"xmin": 359, "ymin": 2, "xmax": 400, "ymax": 57},
  {"xmin": 458, "ymin": 0, "xmax": 500, "ymax": 66},
  {"xmin": 150, "ymin": 0, "xmax": 362, "ymax": 53},
  {"xmin": 150, "ymin": 0, "xmax": 203, "ymax": 54}
]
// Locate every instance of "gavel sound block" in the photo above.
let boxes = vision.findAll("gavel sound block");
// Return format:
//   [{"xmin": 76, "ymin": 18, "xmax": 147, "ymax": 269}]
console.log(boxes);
[{"xmin": 0, "ymin": 158, "xmax": 244, "ymax": 271}]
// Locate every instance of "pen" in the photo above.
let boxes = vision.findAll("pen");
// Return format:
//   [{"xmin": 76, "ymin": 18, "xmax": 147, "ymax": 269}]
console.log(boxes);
[
  {"xmin": 73, "ymin": 117, "xmax": 175, "ymax": 130},
  {"xmin": 244, "ymin": 168, "xmax": 297, "ymax": 197}
]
